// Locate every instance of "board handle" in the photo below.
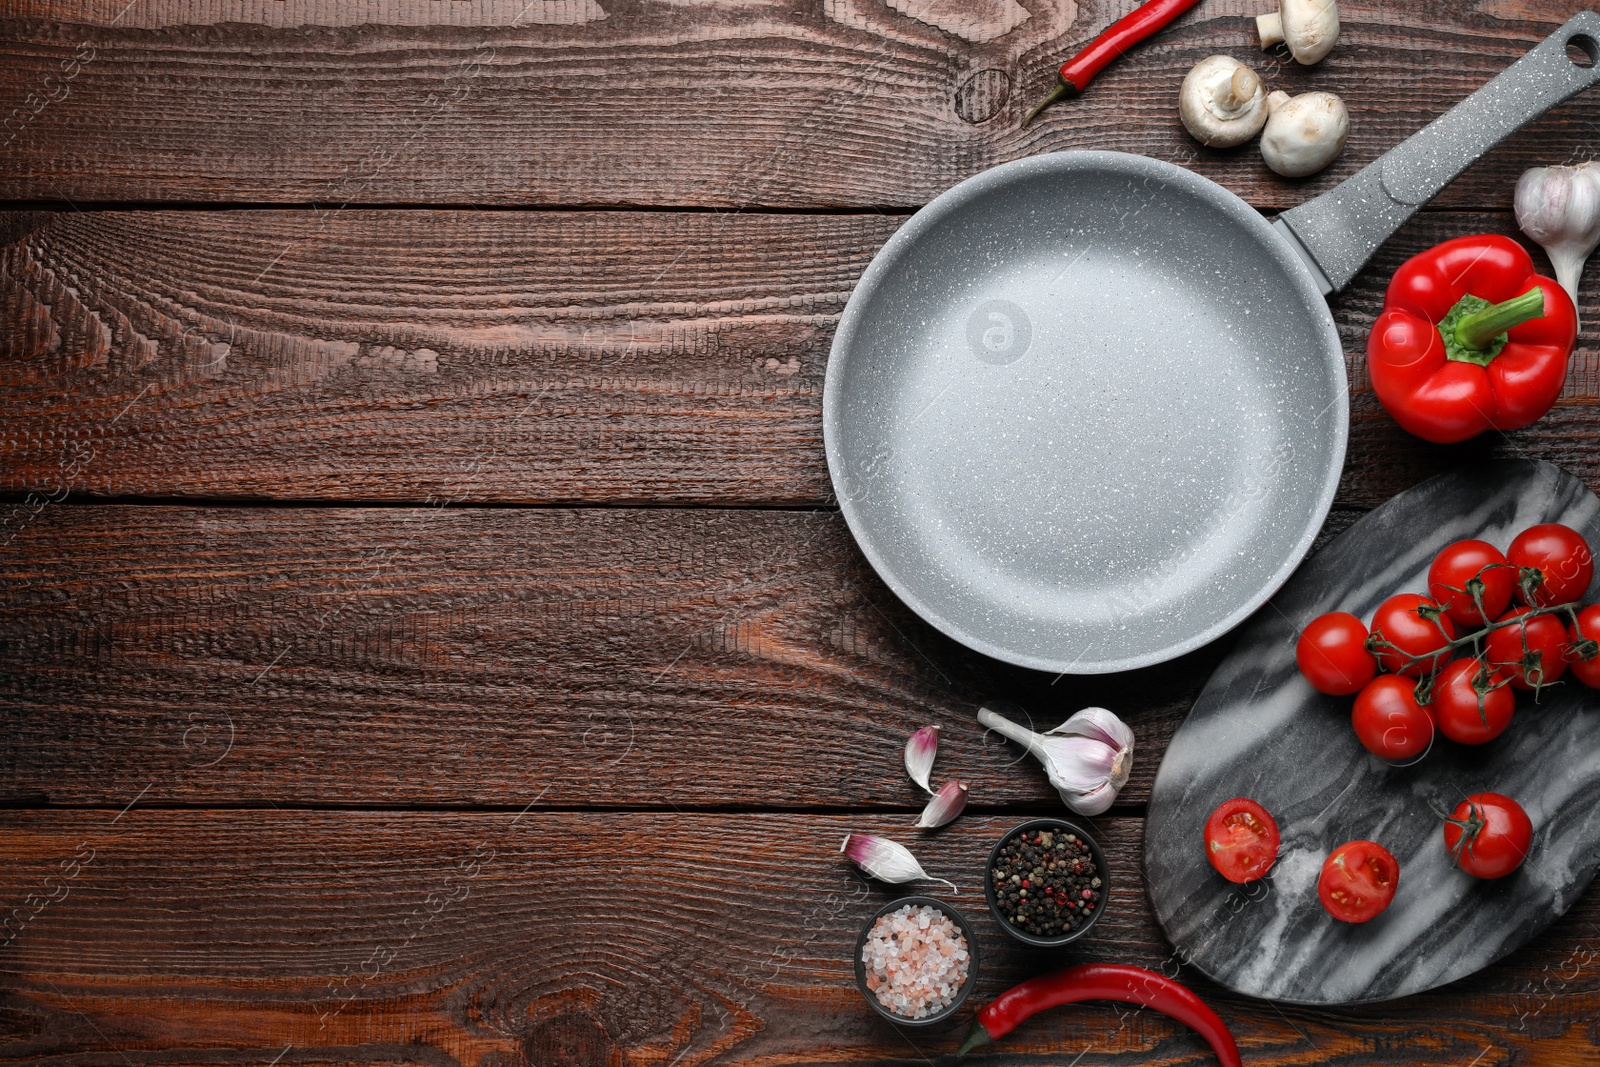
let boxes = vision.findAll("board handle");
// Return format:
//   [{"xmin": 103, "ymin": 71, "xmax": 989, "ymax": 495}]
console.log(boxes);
[{"xmin": 1276, "ymin": 11, "xmax": 1600, "ymax": 296}]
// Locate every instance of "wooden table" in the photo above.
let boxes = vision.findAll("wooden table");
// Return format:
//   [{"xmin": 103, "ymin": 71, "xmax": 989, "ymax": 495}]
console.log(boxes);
[{"xmin": 2, "ymin": 2, "xmax": 1598, "ymax": 1064}]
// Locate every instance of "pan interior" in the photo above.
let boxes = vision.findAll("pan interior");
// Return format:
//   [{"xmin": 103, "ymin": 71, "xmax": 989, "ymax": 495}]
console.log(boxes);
[{"xmin": 826, "ymin": 153, "xmax": 1345, "ymax": 673}]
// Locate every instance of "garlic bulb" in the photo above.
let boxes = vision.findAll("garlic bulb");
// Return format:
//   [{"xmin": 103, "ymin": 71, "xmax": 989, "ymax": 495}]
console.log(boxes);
[
  {"xmin": 916, "ymin": 780, "xmax": 969, "ymax": 829},
  {"xmin": 904, "ymin": 725, "xmax": 939, "ymax": 795},
  {"xmin": 977, "ymin": 703, "xmax": 1134, "ymax": 816},
  {"xmin": 1516, "ymin": 162, "xmax": 1600, "ymax": 306},
  {"xmin": 840, "ymin": 834, "xmax": 957, "ymax": 891}
]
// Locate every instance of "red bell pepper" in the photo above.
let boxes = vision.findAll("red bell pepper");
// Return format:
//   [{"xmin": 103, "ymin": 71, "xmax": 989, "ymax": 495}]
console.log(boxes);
[{"xmin": 1367, "ymin": 233, "xmax": 1577, "ymax": 444}]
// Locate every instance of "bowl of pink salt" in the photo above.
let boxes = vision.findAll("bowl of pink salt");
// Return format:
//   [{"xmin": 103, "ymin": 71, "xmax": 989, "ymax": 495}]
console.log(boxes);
[{"xmin": 853, "ymin": 896, "xmax": 979, "ymax": 1026}]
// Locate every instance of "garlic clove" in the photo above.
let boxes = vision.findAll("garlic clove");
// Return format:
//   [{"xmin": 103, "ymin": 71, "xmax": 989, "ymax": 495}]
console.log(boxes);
[
  {"xmin": 904, "ymin": 725, "xmax": 940, "ymax": 795},
  {"xmin": 840, "ymin": 833, "xmax": 957, "ymax": 891},
  {"xmin": 916, "ymin": 780, "xmax": 969, "ymax": 829},
  {"xmin": 1062, "ymin": 777, "xmax": 1120, "ymax": 817},
  {"xmin": 1052, "ymin": 707, "xmax": 1136, "ymax": 752},
  {"xmin": 1515, "ymin": 162, "xmax": 1600, "ymax": 307}
]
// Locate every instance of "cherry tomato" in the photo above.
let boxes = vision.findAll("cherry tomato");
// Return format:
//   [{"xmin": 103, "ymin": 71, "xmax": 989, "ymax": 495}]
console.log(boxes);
[
  {"xmin": 1442, "ymin": 793, "xmax": 1532, "ymax": 879},
  {"xmin": 1485, "ymin": 606, "xmax": 1569, "ymax": 690},
  {"xmin": 1369, "ymin": 593, "xmax": 1456, "ymax": 677},
  {"xmin": 1431, "ymin": 658, "xmax": 1516, "ymax": 745},
  {"xmin": 1317, "ymin": 840, "xmax": 1400, "ymax": 923},
  {"xmin": 1508, "ymin": 523, "xmax": 1594, "ymax": 607},
  {"xmin": 1566, "ymin": 603, "xmax": 1600, "ymax": 688},
  {"xmin": 1203, "ymin": 798, "xmax": 1281, "ymax": 884},
  {"xmin": 1351, "ymin": 675, "xmax": 1434, "ymax": 762},
  {"xmin": 1296, "ymin": 612, "xmax": 1379, "ymax": 696},
  {"xmin": 1427, "ymin": 539, "xmax": 1515, "ymax": 627}
]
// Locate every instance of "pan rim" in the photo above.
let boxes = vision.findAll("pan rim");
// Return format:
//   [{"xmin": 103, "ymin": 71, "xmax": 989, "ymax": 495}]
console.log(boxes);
[{"xmin": 822, "ymin": 149, "xmax": 1348, "ymax": 675}]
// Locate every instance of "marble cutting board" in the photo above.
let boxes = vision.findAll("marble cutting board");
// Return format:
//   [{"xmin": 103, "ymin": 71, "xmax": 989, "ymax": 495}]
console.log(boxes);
[{"xmin": 1144, "ymin": 460, "xmax": 1600, "ymax": 1004}]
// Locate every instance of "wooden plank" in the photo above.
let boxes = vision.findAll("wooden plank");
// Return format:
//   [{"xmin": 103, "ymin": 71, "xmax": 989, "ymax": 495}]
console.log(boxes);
[
  {"xmin": 4, "ymin": 208, "xmax": 1599, "ymax": 509},
  {"xmin": 0, "ymin": 1, "xmax": 1594, "ymax": 209},
  {"xmin": 0, "ymin": 811, "xmax": 1594, "ymax": 1066},
  {"xmin": 1, "ymin": 501, "xmax": 1238, "ymax": 808}
]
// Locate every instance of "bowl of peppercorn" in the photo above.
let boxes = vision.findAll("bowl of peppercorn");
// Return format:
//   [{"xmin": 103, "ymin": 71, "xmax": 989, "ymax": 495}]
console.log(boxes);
[{"xmin": 985, "ymin": 818, "xmax": 1109, "ymax": 947}]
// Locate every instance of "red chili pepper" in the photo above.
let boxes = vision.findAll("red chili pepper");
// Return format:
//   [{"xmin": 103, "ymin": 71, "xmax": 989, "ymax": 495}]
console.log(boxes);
[
  {"xmin": 955, "ymin": 963, "xmax": 1240, "ymax": 1066},
  {"xmin": 1367, "ymin": 233, "xmax": 1577, "ymax": 444},
  {"xmin": 1023, "ymin": 0, "xmax": 1205, "ymax": 126}
]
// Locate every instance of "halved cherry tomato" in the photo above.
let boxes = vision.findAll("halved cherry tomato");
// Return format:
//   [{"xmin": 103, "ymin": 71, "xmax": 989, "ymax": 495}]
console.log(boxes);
[
  {"xmin": 1351, "ymin": 675, "xmax": 1433, "ymax": 762},
  {"xmin": 1369, "ymin": 593, "xmax": 1456, "ymax": 677},
  {"xmin": 1508, "ymin": 523, "xmax": 1594, "ymax": 607},
  {"xmin": 1485, "ymin": 606, "xmax": 1569, "ymax": 690},
  {"xmin": 1428, "ymin": 539, "xmax": 1515, "ymax": 627},
  {"xmin": 1431, "ymin": 658, "xmax": 1515, "ymax": 744},
  {"xmin": 1317, "ymin": 840, "xmax": 1399, "ymax": 923},
  {"xmin": 1203, "ymin": 798, "xmax": 1280, "ymax": 884},
  {"xmin": 1296, "ymin": 612, "xmax": 1379, "ymax": 696},
  {"xmin": 1566, "ymin": 603, "xmax": 1600, "ymax": 688},
  {"xmin": 1442, "ymin": 793, "xmax": 1532, "ymax": 879}
]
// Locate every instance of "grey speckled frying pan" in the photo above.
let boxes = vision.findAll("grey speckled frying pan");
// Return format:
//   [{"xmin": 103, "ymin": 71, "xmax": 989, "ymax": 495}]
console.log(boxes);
[{"xmin": 824, "ymin": 12, "xmax": 1600, "ymax": 675}]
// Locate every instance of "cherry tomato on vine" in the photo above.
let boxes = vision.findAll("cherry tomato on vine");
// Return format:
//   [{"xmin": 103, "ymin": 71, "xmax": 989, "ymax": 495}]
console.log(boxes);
[
  {"xmin": 1485, "ymin": 606, "xmax": 1569, "ymax": 690},
  {"xmin": 1442, "ymin": 793, "xmax": 1532, "ymax": 879},
  {"xmin": 1203, "ymin": 798, "xmax": 1280, "ymax": 884},
  {"xmin": 1431, "ymin": 658, "xmax": 1516, "ymax": 745},
  {"xmin": 1369, "ymin": 593, "xmax": 1456, "ymax": 677},
  {"xmin": 1508, "ymin": 523, "xmax": 1594, "ymax": 607},
  {"xmin": 1317, "ymin": 840, "xmax": 1399, "ymax": 923},
  {"xmin": 1351, "ymin": 675, "xmax": 1434, "ymax": 762},
  {"xmin": 1427, "ymin": 539, "xmax": 1515, "ymax": 626},
  {"xmin": 1296, "ymin": 612, "xmax": 1379, "ymax": 695},
  {"xmin": 1566, "ymin": 603, "xmax": 1600, "ymax": 689}
]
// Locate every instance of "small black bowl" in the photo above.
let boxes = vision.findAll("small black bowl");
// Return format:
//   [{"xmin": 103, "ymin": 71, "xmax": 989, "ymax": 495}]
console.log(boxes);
[
  {"xmin": 984, "ymin": 818, "xmax": 1110, "ymax": 948},
  {"xmin": 853, "ymin": 895, "xmax": 981, "ymax": 1027}
]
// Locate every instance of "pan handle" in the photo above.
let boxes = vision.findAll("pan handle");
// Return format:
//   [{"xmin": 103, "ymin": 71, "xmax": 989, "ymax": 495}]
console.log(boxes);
[{"xmin": 1274, "ymin": 10, "xmax": 1600, "ymax": 296}]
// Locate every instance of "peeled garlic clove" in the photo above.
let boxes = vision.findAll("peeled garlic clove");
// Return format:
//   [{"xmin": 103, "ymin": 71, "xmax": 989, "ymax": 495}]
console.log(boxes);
[
  {"xmin": 904, "ymin": 725, "xmax": 940, "ymax": 795},
  {"xmin": 840, "ymin": 833, "xmax": 957, "ymax": 891},
  {"xmin": 1515, "ymin": 162, "xmax": 1600, "ymax": 306},
  {"xmin": 916, "ymin": 780, "xmax": 969, "ymax": 829},
  {"xmin": 977, "ymin": 702, "xmax": 1135, "ymax": 815}
]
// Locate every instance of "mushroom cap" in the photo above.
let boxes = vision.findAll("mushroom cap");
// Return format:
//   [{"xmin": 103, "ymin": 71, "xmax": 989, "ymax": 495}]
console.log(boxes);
[
  {"xmin": 1178, "ymin": 55, "xmax": 1269, "ymax": 149},
  {"xmin": 1281, "ymin": 0, "xmax": 1339, "ymax": 64},
  {"xmin": 1261, "ymin": 90, "xmax": 1349, "ymax": 178}
]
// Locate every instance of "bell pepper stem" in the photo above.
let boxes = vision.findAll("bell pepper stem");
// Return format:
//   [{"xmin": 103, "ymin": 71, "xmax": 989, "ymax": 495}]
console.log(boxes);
[
  {"xmin": 1455, "ymin": 287, "xmax": 1546, "ymax": 351},
  {"xmin": 1021, "ymin": 77, "xmax": 1075, "ymax": 127}
]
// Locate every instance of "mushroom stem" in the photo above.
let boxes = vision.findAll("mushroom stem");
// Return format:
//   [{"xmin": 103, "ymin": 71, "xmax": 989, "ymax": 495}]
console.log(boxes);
[
  {"xmin": 1215, "ymin": 65, "xmax": 1261, "ymax": 113},
  {"xmin": 1257, "ymin": 11, "xmax": 1285, "ymax": 49}
]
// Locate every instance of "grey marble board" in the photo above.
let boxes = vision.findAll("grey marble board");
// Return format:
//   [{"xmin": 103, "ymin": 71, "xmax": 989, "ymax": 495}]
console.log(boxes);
[{"xmin": 1144, "ymin": 460, "xmax": 1600, "ymax": 1004}]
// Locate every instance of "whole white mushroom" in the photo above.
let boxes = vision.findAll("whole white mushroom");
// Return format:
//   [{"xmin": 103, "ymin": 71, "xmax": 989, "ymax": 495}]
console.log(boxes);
[
  {"xmin": 1179, "ymin": 56, "xmax": 1270, "ymax": 148},
  {"xmin": 1260, "ymin": 90, "xmax": 1348, "ymax": 177},
  {"xmin": 1258, "ymin": 0, "xmax": 1339, "ymax": 65}
]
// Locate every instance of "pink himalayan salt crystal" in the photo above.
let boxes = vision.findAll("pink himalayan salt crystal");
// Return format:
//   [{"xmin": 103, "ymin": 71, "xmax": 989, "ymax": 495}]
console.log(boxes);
[{"xmin": 859, "ymin": 903, "xmax": 970, "ymax": 1019}]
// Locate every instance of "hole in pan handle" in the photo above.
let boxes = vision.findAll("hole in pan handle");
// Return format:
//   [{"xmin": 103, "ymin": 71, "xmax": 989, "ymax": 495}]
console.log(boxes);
[{"xmin": 1274, "ymin": 10, "xmax": 1600, "ymax": 298}]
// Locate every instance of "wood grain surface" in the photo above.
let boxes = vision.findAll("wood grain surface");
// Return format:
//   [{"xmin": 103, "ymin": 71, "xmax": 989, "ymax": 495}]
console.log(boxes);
[
  {"xmin": 1, "ymin": 1, "xmax": 1596, "ymax": 209},
  {"xmin": 3, "ymin": 209, "xmax": 1597, "ymax": 508},
  {"xmin": 3, "ymin": 501, "xmax": 1295, "ymax": 809},
  {"xmin": 0, "ymin": 811, "xmax": 1596, "ymax": 1067},
  {"xmin": 4, "ymin": 0, "xmax": 1600, "ymax": 1062}
]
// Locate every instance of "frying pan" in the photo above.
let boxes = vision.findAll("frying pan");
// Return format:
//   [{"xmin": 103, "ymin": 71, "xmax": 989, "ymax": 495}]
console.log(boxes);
[{"xmin": 824, "ymin": 12, "xmax": 1600, "ymax": 675}]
